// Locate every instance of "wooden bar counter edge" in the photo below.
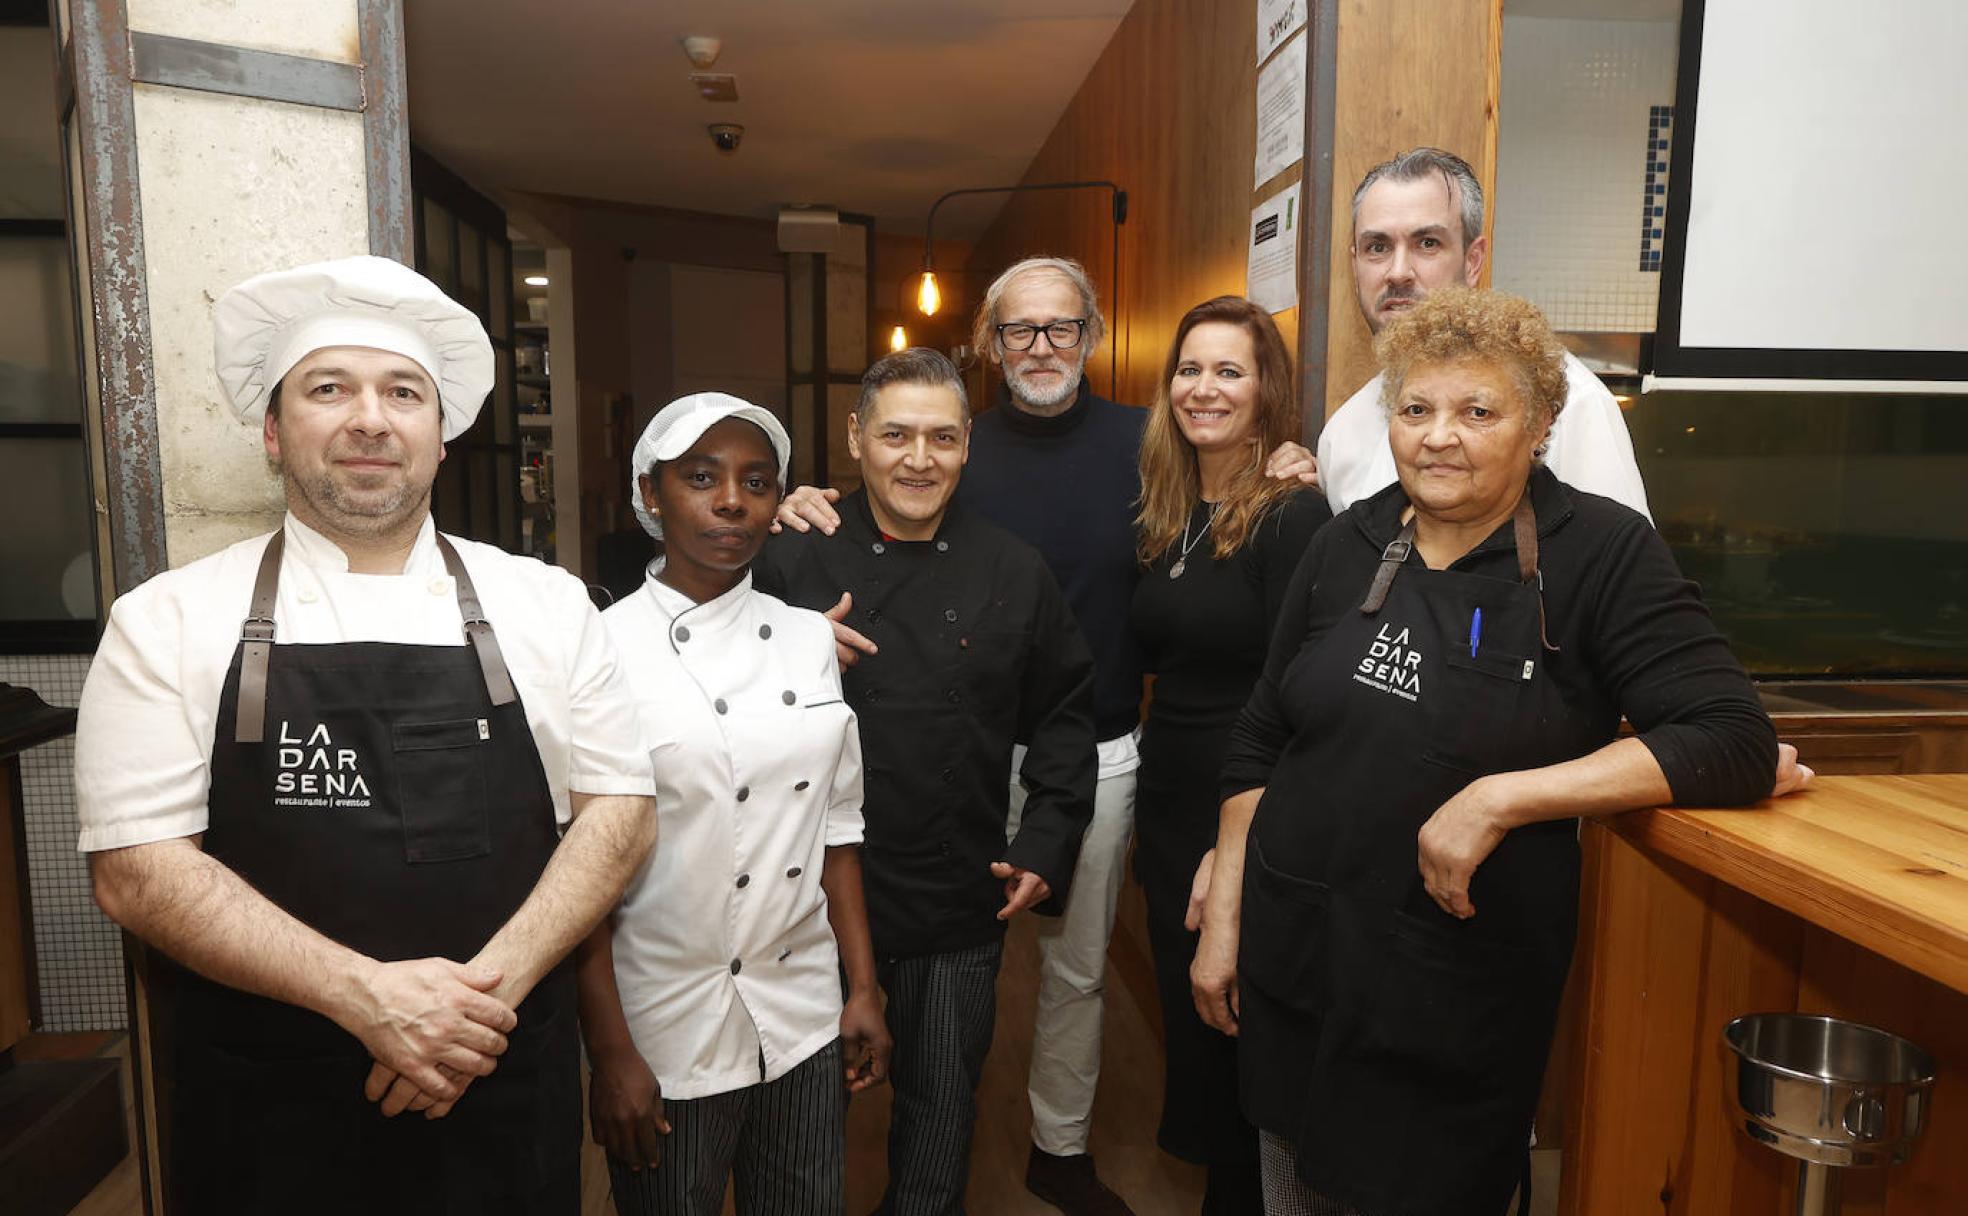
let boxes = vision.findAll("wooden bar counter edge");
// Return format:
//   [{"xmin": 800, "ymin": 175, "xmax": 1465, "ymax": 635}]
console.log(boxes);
[{"xmin": 1558, "ymin": 774, "xmax": 1968, "ymax": 1214}]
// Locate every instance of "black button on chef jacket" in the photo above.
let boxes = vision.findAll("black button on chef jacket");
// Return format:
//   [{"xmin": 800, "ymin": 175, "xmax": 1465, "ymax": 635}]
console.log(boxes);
[{"xmin": 755, "ymin": 490, "xmax": 1097, "ymax": 960}]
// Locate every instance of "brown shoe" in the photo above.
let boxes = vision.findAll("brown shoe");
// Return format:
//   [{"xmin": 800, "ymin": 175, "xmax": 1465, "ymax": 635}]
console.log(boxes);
[{"xmin": 1025, "ymin": 1146, "xmax": 1138, "ymax": 1216}]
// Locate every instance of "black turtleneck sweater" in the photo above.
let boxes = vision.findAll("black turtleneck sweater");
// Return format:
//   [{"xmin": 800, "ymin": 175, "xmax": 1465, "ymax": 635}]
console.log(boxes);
[{"xmin": 955, "ymin": 382, "xmax": 1145, "ymax": 740}]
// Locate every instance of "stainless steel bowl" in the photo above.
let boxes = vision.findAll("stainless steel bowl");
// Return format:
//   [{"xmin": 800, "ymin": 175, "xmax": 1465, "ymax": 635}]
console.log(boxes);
[{"xmin": 1724, "ymin": 1013, "xmax": 1936, "ymax": 1168}]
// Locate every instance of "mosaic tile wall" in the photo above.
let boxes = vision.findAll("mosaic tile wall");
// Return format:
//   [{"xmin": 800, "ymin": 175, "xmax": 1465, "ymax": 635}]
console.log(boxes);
[
  {"xmin": 1491, "ymin": 15, "xmax": 1680, "ymax": 333},
  {"xmin": 1, "ymin": 651, "xmax": 126, "ymax": 1032}
]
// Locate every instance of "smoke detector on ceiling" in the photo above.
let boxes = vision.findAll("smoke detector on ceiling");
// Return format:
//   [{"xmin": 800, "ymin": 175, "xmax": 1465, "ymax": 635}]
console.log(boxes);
[{"xmin": 681, "ymin": 36, "xmax": 722, "ymax": 68}]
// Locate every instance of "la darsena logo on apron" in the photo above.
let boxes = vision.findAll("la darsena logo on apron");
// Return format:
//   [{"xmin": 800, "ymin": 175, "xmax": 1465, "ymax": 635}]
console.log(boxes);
[
  {"xmin": 1353, "ymin": 622, "xmax": 1422, "ymax": 703},
  {"xmin": 272, "ymin": 720, "xmax": 373, "ymax": 809}
]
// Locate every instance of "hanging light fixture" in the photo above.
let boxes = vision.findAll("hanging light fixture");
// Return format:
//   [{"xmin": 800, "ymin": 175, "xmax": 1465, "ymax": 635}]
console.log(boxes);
[
  {"xmin": 889, "ymin": 325, "xmax": 909, "ymax": 352},
  {"xmin": 915, "ymin": 180, "xmax": 1127, "ymax": 397}
]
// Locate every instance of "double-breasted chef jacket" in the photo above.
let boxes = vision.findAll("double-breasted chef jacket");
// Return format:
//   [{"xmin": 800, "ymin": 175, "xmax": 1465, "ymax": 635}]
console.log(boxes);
[
  {"xmin": 1219, "ymin": 468, "xmax": 1776, "ymax": 1216},
  {"xmin": 74, "ymin": 513, "xmax": 653, "ymax": 1212},
  {"xmin": 753, "ymin": 490, "xmax": 1098, "ymax": 961},
  {"xmin": 602, "ymin": 568, "xmax": 864, "ymax": 1099}
]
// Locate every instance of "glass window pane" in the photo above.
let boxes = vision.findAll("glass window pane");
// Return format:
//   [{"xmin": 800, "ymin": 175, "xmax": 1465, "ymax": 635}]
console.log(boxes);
[
  {"xmin": 826, "ymin": 251, "xmax": 866, "ymax": 376},
  {"xmin": 0, "ymin": 235, "xmax": 83, "ymax": 423},
  {"xmin": 468, "ymin": 449, "xmax": 498, "ymax": 542},
  {"xmin": 1632, "ymin": 390, "xmax": 1968, "ymax": 677},
  {"xmin": 496, "ymin": 450, "xmax": 518, "ymax": 552},
  {"xmin": 458, "ymin": 220, "xmax": 485, "ymax": 320},
  {"xmin": 421, "ymin": 198, "xmax": 456, "ymax": 294},
  {"xmin": 489, "ymin": 240, "xmax": 511, "ymax": 337},
  {"xmin": 825, "ymin": 384, "xmax": 861, "ymax": 492},
  {"xmin": 433, "ymin": 451, "xmax": 468, "ymax": 533},
  {"xmin": 0, "ymin": 438, "xmax": 96, "ymax": 620},
  {"xmin": 787, "ymin": 256, "xmax": 814, "ymax": 376},
  {"xmin": 493, "ymin": 352, "xmax": 515, "ymax": 446}
]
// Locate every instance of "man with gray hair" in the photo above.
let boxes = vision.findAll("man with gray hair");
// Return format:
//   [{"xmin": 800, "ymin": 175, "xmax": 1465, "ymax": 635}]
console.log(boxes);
[
  {"xmin": 778, "ymin": 258, "xmax": 1144, "ymax": 1215},
  {"xmin": 1277, "ymin": 146, "xmax": 1651, "ymax": 518}
]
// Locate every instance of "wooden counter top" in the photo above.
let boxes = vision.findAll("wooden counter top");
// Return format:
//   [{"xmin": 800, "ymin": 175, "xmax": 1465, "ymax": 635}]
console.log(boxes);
[{"xmin": 1606, "ymin": 774, "xmax": 1968, "ymax": 996}]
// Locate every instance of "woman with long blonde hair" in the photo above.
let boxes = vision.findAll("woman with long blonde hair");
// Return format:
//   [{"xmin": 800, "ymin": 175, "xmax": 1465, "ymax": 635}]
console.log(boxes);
[{"xmin": 1129, "ymin": 296, "xmax": 1329, "ymax": 1214}]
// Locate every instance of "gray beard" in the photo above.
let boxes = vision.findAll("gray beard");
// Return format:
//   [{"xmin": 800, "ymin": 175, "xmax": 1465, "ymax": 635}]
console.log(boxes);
[{"xmin": 1004, "ymin": 362, "xmax": 1082, "ymax": 413}]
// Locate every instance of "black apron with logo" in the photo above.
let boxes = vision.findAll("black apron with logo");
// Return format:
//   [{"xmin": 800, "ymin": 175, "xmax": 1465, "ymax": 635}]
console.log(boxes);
[
  {"xmin": 1237, "ymin": 496, "xmax": 1593, "ymax": 1216},
  {"xmin": 170, "ymin": 531, "xmax": 580, "ymax": 1215}
]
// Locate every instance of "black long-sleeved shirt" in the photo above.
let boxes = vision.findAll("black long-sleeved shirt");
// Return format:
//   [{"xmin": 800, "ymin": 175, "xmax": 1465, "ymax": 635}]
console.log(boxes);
[
  {"xmin": 1223, "ymin": 467, "xmax": 1776, "ymax": 814},
  {"xmin": 755, "ymin": 491, "xmax": 1097, "ymax": 960},
  {"xmin": 956, "ymin": 382, "xmax": 1145, "ymax": 740}
]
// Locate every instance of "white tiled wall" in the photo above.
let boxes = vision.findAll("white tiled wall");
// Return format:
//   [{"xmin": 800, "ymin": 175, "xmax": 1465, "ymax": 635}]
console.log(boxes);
[
  {"xmin": 1492, "ymin": 15, "xmax": 1679, "ymax": 332},
  {"xmin": 2, "ymin": 652, "xmax": 127, "ymax": 1032}
]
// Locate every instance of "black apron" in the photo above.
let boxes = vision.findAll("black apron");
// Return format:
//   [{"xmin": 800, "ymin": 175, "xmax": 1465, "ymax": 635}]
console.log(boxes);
[
  {"xmin": 1237, "ymin": 496, "xmax": 1580, "ymax": 1216},
  {"xmin": 170, "ymin": 530, "xmax": 580, "ymax": 1216}
]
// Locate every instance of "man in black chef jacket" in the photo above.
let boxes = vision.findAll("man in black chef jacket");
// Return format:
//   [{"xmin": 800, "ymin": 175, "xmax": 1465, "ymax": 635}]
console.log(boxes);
[
  {"xmin": 73, "ymin": 255, "xmax": 658, "ymax": 1215},
  {"xmin": 755, "ymin": 347, "xmax": 1097, "ymax": 1216}
]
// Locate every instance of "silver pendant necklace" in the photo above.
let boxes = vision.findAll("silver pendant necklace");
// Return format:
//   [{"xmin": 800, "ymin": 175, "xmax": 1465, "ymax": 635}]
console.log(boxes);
[{"xmin": 1169, "ymin": 501, "xmax": 1221, "ymax": 579}]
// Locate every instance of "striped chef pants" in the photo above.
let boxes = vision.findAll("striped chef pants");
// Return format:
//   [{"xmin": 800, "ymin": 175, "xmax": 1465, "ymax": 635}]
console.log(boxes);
[
  {"xmin": 874, "ymin": 938, "xmax": 1006, "ymax": 1216},
  {"xmin": 606, "ymin": 1039, "xmax": 846, "ymax": 1216}
]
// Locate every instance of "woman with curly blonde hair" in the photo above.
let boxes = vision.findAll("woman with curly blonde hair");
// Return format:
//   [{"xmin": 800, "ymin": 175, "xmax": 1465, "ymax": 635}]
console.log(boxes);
[
  {"xmin": 1189, "ymin": 288, "xmax": 1805, "ymax": 1215},
  {"xmin": 1129, "ymin": 296, "xmax": 1329, "ymax": 1214}
]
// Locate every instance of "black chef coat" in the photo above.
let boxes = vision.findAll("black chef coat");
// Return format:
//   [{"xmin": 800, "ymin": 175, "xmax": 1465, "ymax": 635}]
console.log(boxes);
[
  {"xmin": 755, "ymin": 490, "xmax": 1097, "ymax": 960},
  {"xmin": 1220, "ymin": 468, "xmax": 1776, "ymax": 1216}
]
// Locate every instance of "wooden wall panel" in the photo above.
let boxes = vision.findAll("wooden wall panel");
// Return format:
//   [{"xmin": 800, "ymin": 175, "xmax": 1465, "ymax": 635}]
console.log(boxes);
[
  {"xmin": 1319, "ymin": 0, "xmax": 1500, "ymax": 416},
  {"xmin": 1793, "ymin": 929, "xmax": 1968, "ymax": 1215},
  {"xmin": 968, "ymin": 0, "xmax": 1270, "ymax": 411},
  {"xmin": 1563, "ymin": 819, "xmax": 1968, "ymax": 1215},
  {"xmin": 1560, "ymin": 826, "xmax": 1797, "ymax": 1215}
]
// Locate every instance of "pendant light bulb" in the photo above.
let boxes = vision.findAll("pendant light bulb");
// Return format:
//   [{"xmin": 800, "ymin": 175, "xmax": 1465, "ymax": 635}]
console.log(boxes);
[
  {"xmin": 889, "ymin": 325, "xmax": 909, "ymax": 353},
  {"xmin": 917, "ymin": 271, "xmax": 941, "ymax": 316}
]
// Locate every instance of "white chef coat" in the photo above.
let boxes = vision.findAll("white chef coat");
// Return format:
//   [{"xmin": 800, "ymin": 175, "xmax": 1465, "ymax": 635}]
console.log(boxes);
[
  {"xmin": 75, "ymin": 513, "xmax": 653, "ymax": 853},
  {"xmin": 1317, "ymin": 350, "xmax": 1652, "ymax": 520},
  {"xmin": 602, "ymin": 568, "xmax": 865, "ymax": 1100}
]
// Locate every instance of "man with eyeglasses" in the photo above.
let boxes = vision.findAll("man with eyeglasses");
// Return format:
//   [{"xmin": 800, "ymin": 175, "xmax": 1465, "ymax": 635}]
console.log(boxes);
[{"xmin": 778, "ymin": 257, "xmax": 1143, "ymax": 1216}]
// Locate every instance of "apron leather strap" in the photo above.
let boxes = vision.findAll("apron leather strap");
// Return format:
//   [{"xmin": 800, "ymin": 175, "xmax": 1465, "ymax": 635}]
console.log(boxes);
[
  {"xmin": 1358, "ymin": 518, "xmax": 1417, "ymax": 615},
  {"xmin": 1512, "ymin": 492, "xmax": 1559, "ymax": 653},
  {"xmin": 233, "ymin": 531, "xmax": 285, "ymax": 744},
  {"xmin": 436, "ymin": 533, "xmax": 518, "ymax": 708},
  {"xmin": 233, "ymin": 529, "xmax": 519, "ymax": 744},
  {"xmin": 1359, "ymin": 491, "xmax": 1557, "ymax": 653}
]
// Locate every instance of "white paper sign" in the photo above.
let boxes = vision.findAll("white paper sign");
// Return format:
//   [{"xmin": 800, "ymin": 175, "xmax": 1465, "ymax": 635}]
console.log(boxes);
[
  {"xmin": 1254, "ymin": 31, "xmax": 1307, "ymax": 188},
  {"xmin": 1247, "ymin": 181, "xmax": 1301, "ymax": 314},
  {"xmin": 1258, "ymin": 0, "xmax": 1307, "ymax": 64}
]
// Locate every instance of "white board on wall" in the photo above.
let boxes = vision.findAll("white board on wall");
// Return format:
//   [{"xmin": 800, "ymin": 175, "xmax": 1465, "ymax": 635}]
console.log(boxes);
[{"xmin": 1655, "ymin": 0, "xmax": 1968, "ymax": 390}]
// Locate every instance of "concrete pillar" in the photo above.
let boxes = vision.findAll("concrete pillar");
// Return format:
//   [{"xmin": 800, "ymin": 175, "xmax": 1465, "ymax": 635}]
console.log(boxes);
[{"xmin": 62, "ymin": 0, "xmax": 412, "ymax": 587}]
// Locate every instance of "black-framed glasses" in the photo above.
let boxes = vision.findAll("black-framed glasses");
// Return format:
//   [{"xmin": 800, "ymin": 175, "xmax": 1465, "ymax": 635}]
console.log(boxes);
[{"xmin": 995, "ymin": 318, "xmax": 1088, "ymax": 352}]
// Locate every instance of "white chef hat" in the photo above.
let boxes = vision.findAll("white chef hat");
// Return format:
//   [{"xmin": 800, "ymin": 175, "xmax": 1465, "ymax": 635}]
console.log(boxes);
[
  {"xmin": 213, "ymin": 254, "xmax": 494, "ymax": 442},
  {"xmin": 630, "ymin": 392, "xmax": 792, "ymax": 539}
]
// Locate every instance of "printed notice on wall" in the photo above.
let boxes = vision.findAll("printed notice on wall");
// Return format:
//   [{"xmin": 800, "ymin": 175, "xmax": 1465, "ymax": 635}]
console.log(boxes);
[
  {"xmin": 1247, "ymin": 181, "xmax": 1300, "ymax": 314},
  {"xmin": 1254, "ymin": 30, "xmax": 1306, "ymax": 187},
  {"xmin": 1257, "ymin": 0, "xmax": 1307, "ymax": 64}
]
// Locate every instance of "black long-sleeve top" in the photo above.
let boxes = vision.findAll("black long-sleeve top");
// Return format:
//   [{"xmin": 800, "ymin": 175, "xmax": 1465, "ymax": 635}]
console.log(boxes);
[
  {"xmin": 1222, "ymin": 467, "xmax": 1776, "ymax": 812},
  {"xmin": 755, "ymin": 491, "xmax": 1098, "ymax": 960},
  {"xmin": 1133, "ymin": 491, "xmax": 1331, "ymax": 737},
  {"xmin": 957, "ymin": 382, "xmax": 1146, "ymax": 740}
]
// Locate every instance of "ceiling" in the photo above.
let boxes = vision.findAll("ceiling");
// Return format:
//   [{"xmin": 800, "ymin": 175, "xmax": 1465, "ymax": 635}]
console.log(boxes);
[{"xmin": 404, "ymin": 0, "xmax": 1135, "ymax": 240}]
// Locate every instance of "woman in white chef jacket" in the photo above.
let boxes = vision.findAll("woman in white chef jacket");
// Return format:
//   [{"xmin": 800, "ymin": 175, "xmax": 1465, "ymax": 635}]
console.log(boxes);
[{"xmin": 577, "ymin": 393, "xmax": 890, "ymax": 1216}]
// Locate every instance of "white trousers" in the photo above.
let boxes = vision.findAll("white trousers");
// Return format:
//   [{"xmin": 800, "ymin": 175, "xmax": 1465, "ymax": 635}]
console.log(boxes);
[{"xmin": 1006, "ymin": 761, "xmax": 1138, "ymax": 1156}]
